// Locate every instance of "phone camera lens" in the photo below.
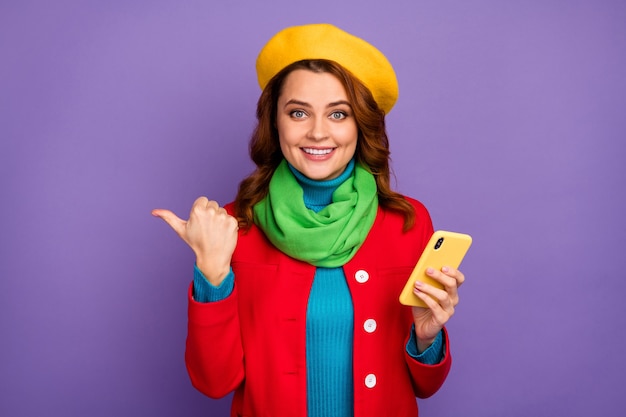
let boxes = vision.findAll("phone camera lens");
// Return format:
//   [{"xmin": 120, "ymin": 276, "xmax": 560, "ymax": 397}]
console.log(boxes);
[{"xmin": 434, "ymin": 237, "xmax": 444, "ymax": 250}]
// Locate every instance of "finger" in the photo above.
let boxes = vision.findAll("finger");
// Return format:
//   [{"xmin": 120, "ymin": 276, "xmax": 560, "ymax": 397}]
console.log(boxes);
[
  {"xmin": 191, "ymin": 196, "xmax": 210, "ymax": 210},
  {"xmin": 415, "ymin": 283, "xmax": 455, "ymax": 319},
  {"xmin": 197, "ymin": 197, "xmax": 219, "ymax": 209},
  {"xmin": 197, "ymin": 199, "xmax": 234, "ymax": 222},
  {"xmin": 413, "ymin": 285, "xmax": 454, "ymax": 325},
  {"xmin": 414, "ymin": 280, "xmax": 451, "ymax": 307},
  {"xmin": 226, "ymin": 214, "xmax": 239, "ymax": 232},
  {"xmin": 191, "ymin": 198, "xmax": 224, "ymax": 217},
  {"xmin": 430, "ymin": 268, "xmax": 460, "ymax": 306},
  {"xmin": 426, "ymin": 267, "xmax": 458, "ymax": 294},
  {"xmin": 151, "ymin": 208, "xmax": 187, "ymax": 237},
  {"xmin": 441, "ymin": 266, "xmax": 465, "ymax": 288},
  {"xmin": 415, "ymin": 279, "xmax": 457, "ymax": 312}
]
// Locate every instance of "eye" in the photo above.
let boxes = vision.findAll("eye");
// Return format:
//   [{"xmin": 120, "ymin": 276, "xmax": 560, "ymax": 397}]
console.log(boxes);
[
  {"xmin": 290, "ymin": 110, "xmax": 307, "ymax": 119},
  {"xmin": 330, "ymin": 111, "xmax": 347, "ymax": 120}
]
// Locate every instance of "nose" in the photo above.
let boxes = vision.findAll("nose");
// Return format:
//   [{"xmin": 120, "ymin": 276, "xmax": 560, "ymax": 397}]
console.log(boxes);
[{"xmin": 307, "ymin": 116, "xmax": 329, "ymax": 141}]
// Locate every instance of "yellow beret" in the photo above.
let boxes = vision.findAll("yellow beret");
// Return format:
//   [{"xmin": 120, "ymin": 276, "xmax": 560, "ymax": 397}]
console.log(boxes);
[{"xmin": 256, "ymin": 23, "xmax": 399, "ymax": 114}]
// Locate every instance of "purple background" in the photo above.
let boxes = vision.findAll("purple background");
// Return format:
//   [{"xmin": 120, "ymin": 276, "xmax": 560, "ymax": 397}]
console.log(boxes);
[{"xmin": 2, "ymin": 1, "xmax": 625, "ymax": 416}]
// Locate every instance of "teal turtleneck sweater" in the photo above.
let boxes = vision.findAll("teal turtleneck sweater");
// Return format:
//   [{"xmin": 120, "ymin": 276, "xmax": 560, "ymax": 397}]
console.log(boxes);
[
  {"xmin": 193, "ymin": 159, "xmax": 443, "ymax": 416},
  {"xmin": 288, "ymin": 160, "xmax": 356, "ymax": 417}
]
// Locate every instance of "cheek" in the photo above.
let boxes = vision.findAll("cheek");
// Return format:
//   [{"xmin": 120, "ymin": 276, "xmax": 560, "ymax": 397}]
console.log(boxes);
[
  {"xmin": 278, "ymin": 129, "xmax": 297, "ymax": 149},
  {"xmin": 276, "ymin": 119, "xmax": 301, "ymax": 147},
  {"xmin": 277, "ymin": 136, "xmax": 289, "ymax": 158},
  {"xmin": 277, "ymin": 132, "xmax": 298, "ymax": 162},
  {"xmin": 338, "ymin": 124, "xmax": 358, "ymax": 147}
]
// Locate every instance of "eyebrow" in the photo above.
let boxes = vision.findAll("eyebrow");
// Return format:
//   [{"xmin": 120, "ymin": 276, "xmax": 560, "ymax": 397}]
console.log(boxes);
[{"xmin": 283, "ymin": 99, "xmax": 352, "ymax": 109}]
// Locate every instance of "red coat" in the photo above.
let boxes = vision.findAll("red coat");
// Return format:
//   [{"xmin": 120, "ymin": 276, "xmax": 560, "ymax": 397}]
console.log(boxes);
[{"xmin": 185, "ymin": 197, "xmax": 451, "ymax": 417}]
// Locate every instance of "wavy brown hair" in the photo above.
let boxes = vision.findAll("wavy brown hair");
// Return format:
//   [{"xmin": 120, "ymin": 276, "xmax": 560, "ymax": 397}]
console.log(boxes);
[{"xmin": 234, "ymin": 59, "xmax": 415, "ymax": 231}]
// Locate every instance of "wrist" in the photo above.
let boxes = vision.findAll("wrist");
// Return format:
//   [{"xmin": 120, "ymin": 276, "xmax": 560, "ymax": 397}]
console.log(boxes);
[
  {"xmin": 416, "ymin": 336, "xmax": 436, "ymax": 354},
  {"xmin": 195, "ymin": 258, "xmax": 230, "ymax": 286}
]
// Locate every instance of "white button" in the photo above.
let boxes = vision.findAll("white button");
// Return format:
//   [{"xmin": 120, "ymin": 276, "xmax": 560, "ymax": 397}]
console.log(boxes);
[
  {"xmin": 355, "ymin": 270, "xmax": 369, "ymax": 283},
  {"xmin": 365, "ymin": 373, "xmax": 377, "ymax": 388},
  {"xmin": 363, "ymin": 319, "xmax": 377, "ymax": 333}
]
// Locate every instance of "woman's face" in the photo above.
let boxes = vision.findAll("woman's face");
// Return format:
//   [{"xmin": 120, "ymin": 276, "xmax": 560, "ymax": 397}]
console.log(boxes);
[{"xmin": 276, "ymin": 69, "xmax": 358, "ymax": 181}]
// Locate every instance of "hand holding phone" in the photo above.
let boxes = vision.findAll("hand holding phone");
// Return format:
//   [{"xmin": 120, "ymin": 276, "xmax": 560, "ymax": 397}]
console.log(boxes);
[{"xmin": 399, "ymin": 230, "xmax": 472, "ymax": 308}]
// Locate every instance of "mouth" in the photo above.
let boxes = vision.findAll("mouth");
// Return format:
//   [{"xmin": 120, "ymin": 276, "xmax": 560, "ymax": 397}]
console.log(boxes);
[{"xmin": 301, "ymin": 147, "xmax": 334, "ymax": 156}]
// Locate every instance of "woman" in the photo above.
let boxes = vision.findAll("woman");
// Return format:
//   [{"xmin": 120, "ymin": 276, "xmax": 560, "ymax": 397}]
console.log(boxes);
[{"xmin": 152, "ymin": 24, "xmax": 464, "ymax": 417}]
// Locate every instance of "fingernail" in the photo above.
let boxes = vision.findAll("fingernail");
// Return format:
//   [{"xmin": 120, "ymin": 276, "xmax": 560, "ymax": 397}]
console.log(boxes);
[
  {"xmin": 415, "ymin": 281, "xmax": 423, "ymax": 288},
  {"xmin": 426, "ymin": 268, "xmax": 434, "ymax": 275},
  {"xmin": 442, "ymin": 266, "xmax": 449, "ymax": 273}
]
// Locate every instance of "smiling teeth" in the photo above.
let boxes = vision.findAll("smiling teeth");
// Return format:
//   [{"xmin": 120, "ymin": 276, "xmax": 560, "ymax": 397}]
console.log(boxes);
[{"xmin": 303, "ymin": 148, "xmax": 332, "ymax": 155}]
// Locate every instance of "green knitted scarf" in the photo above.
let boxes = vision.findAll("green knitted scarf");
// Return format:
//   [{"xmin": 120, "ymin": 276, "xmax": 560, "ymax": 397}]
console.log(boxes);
[{"xmin": 253, "ymin": 159, "xmax": 378, "ymax": 267}]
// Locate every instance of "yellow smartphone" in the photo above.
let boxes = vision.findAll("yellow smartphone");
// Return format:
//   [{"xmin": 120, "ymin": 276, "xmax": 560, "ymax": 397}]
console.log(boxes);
[{"xmin": 399, "ymin": 230, "xmax": 472, "ymax": 307}]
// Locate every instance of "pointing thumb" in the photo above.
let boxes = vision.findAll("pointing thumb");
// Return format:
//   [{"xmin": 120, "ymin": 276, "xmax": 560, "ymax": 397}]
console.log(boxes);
[{"xmin": 151, "ymin": 208, "xmax": 186, "ymax": 237}]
